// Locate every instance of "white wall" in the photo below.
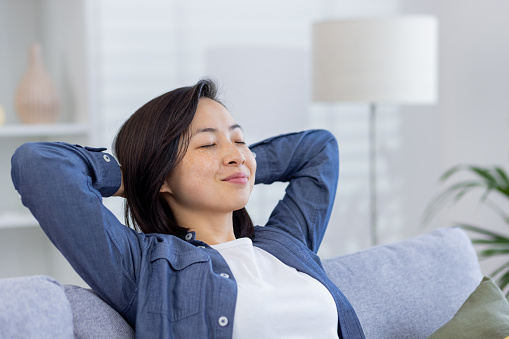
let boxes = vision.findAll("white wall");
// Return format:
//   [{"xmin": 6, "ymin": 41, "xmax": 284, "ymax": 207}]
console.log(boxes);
[
  {"xmin": 399, "ymin": 0, "xmax": 509, "ymax": 275},
  {"xmin": 2, "ymin": 0, "xmax": 508, "ymax": 282}
]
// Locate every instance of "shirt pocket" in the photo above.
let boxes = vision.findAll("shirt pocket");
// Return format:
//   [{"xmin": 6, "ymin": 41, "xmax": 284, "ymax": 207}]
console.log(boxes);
[{"xmin": 147, "ymin": 245, "xmax": 210, "ymax": 322}]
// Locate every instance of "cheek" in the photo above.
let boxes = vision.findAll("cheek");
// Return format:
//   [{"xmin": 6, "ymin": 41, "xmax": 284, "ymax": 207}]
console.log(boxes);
[
  {"xmin": 246, "ymin": 152, "xmax": 257, "ymax": 174},
  {"xmin": 246, "ymin": 154, "xmax": 257, "ymax": 188},
  {"xmin": 184, "ymin": 154, "xmax": 217, "ymax": 173},
  {"xmin": 172, "ymin": 155, "xmax": 217, "ymax": 191}
]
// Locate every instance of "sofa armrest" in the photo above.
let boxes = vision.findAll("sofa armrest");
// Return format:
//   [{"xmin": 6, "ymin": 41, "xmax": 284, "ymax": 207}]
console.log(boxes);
[
  {"xmin": 0, "ymin": 275, "xmax": 73, "ymax": 338},
  {"xmin": 64, "ymin": 285, "xmax": 134, "ymax": 338},
  {"xmin": 323, "ymin": 227, "xmax": 483, "ymax": 339}
]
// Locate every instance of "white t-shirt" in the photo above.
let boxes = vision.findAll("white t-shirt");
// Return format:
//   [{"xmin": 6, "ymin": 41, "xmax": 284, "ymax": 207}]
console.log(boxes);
[{"xmin": 211, "ymin": 238, "xmax": 339, "ymax": 339}]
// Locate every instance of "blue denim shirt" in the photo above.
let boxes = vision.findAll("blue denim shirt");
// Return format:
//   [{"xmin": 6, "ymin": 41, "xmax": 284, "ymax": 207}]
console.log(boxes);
[{"xmin": 11, "ymin": 130, "xmax": 365, "ymax": 339}]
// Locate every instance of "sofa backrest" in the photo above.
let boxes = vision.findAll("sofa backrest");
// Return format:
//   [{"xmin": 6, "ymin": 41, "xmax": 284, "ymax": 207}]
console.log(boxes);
[
  {"xmin": 62, "ymin": 227, "xmax": 482, "ymax": 338},
  {"xmin": 322, "ymin": 227, "xmax": 483, "ymax": 339}
]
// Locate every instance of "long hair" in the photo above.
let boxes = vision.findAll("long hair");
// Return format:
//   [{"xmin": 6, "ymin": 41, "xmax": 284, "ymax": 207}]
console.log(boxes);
[{"xmin": 113, "ymin": 79, "xmax": 254, "ymax": 239}]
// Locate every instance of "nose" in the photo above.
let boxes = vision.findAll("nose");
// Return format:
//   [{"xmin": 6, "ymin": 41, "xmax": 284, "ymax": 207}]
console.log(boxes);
[{"xmin": 223, "ymin": 143, "xmax": 246, "ymax": 166}]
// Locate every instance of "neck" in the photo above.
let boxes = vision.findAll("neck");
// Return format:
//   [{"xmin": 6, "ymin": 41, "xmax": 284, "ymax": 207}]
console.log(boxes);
[{"xmin": 177, "ymin": 210, "xmax": 236, "ymax": 245}]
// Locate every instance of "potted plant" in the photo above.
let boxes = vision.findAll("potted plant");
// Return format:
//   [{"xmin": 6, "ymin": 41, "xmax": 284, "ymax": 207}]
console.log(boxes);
[{"xmin": 425, "ymin": 164, "xmax": 509, "ymax": 296}]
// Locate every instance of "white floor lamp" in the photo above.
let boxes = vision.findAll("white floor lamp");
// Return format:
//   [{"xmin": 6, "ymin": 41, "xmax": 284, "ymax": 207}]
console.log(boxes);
[{"xmin": 312, "ymin": 16, "xmax": 438, "ymax": 246}]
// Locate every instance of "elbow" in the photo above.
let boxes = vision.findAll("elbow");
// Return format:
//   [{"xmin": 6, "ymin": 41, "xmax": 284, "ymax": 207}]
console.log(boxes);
[
  {"xmin": 11, "ymin": 142, "xmax": 47, "ymax": 190},
  {"xmin": 311, "ymin": 129, "xmax": 339, "ymax": 162},
  {"xmin": 310, "ymin": 129, "xmax": 338, "ymax": 149},
  {"xmin": 313, "ymin": 130, "xmax": 339, "ymax": 180},
  {"xmin": 12, "ymin": 142, "xmax": 41, "ymax": 169}
]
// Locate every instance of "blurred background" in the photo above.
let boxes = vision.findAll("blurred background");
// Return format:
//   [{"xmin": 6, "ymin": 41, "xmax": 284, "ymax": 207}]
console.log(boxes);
[{"xmin": 0, "ymin": 0, "xmax": 508, "ymax": 286}]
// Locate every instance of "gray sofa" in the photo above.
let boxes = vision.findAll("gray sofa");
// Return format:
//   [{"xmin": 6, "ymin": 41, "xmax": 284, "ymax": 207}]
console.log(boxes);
[{"xmin": 0, "ymin": 227, "xmax": 483, "ymax": 338}]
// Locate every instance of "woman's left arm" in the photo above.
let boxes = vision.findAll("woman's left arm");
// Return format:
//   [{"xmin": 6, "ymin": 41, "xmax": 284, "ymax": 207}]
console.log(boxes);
[{"xmin": 249, "ymin": 129, "xmax": 339, "ymax": 253}]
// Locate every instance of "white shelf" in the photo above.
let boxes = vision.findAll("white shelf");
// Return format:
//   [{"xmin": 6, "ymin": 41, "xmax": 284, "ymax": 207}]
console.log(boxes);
[
  {"xmin": 0, "ymin": 123, "xmax": 90, "ymax": 138},
  {"xmin": 0, "ymin": 212, "xmax": 39, "ymax": 229}
]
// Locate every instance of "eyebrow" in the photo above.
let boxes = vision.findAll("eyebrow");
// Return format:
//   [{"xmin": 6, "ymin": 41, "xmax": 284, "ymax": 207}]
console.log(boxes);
[{"xmin": 192, "ymin": 124, "xmax": 243, "ymax": 137}]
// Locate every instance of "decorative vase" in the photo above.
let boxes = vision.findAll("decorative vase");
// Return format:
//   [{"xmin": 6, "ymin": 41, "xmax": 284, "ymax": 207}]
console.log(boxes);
[{"xmin": 15, "ymin": 43, "xmax": 59, "ymax": 124}]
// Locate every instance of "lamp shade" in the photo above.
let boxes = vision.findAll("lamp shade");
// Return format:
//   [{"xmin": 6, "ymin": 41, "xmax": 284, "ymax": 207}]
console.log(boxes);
[{"xmin": 313, "ymin": 16, "xmax": 438, "ymax": 104}]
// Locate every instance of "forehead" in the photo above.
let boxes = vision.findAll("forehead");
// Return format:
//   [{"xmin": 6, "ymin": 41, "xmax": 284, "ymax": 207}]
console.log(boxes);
[{"xmin": 191, "ymin": 98, "xmax": 235, "ymax": 130}]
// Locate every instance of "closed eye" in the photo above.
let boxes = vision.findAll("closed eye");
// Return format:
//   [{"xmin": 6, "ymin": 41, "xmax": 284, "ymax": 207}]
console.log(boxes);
[{"xmin": 200, "ymin": 144, "xmax": 216, "ymax": 148}]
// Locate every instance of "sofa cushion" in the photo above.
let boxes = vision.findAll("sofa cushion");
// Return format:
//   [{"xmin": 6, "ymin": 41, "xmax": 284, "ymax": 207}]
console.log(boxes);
[
  {"xmin": 322, "ymin": 227, "xmax": 483, "ymax": 339},
  {"xmin": 428, "ymin": 276, "xmax": 509, "ymax": 338},
  {"xmin": 64, "ymin": 285, "xmax": 134, "ymax": 339},
  {"xmin": 0, "ymin": 275, "xmax": 73, "ymax": 338}
]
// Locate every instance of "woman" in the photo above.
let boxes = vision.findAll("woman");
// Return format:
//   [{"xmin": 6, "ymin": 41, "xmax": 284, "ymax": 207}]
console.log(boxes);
[{"xmin": 11, "ymin": 79, "xmax": 365, "ymax": 338}]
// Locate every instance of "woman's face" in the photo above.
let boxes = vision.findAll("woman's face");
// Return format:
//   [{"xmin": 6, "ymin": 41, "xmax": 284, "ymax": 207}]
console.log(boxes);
[{"xmin": 161, "ymin": 98, "xmax": 256, "ymax": 216}]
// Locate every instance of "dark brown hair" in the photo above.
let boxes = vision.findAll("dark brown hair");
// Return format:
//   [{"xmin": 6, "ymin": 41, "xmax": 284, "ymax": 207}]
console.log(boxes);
[{"xmin": 113, "ymin": 79, "xmax": 254, "ymax": 239}]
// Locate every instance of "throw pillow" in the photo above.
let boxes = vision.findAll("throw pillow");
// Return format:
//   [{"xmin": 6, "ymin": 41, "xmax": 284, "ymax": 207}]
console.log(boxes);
[
  {"xmin": 0, "ymin": 275, "xmax": 73, "ymax": 338},
  {"xmin": 428, "ymin": 276, "xmax": 509, "ymax": 338}
]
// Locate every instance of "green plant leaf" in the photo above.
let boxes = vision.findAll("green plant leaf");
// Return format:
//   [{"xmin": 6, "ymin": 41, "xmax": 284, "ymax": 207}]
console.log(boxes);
[
  {"xmin": 478, "ymin": 248, "xmax": 509, "ymax": 258},
  {"xmin": 471, "ymin": 239, "xmax": 509, "ymax": 246},
  {"xmin": 497, "ymin": 270, "xmax": 509, "ymax": 297},
  {"xmin": 494, "ymin": 167, "xmax": 509, "ymax": 187},
  {"xmin": 458, "ymin": 224, "xmax": 509, "ymax": 241},
  {"xmin": 422, "ymin": 182, "xmax": 486, "ymax": 225},
  {"xmin": 452, "ymin": 183, "xmax": 486, "ymax": 201},
  {"xmin": 490, "ymin": 261, "xmax": 509, "ymax": 279},
  {"xmin": 468, "ymin": 166, "xmax": 497, "ymax": 184},
  {"xmin": 427, "ymin": 164, "xmax": 509, "ymax": 295},
  {"xmin": 439, "ymin": 165, "xmax": 465, "ymax": 181},
  {"xmin": 479, "ymin": 187, "xmax": 496, "ymax": 204},
  {"xmin": 485, "ymin": 200, "xmax": 509, "ymax": 224}
]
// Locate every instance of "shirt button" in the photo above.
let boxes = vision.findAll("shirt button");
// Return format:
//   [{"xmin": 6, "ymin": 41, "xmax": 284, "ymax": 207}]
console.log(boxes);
[
  {"xmin": 251, "ymin": 151, "xmax": 257, "ymax": 159},
  {"xmin": 198, "ymin": 246, "xmax": 206, "ymax": 249},
  {"xmin": 103, "ymin": 154, "xmax": 111, "ymax": 162},
  {"xmin": 218, "ymin": 316, "xmax": 228, "ymax": 327},
  {"xmin": 184, "ymin": 233, "xmax": 193, "ymax": 241},
  {"xmin": 220, "ymin": 273, "xmax": 229, "ymax": 279}
]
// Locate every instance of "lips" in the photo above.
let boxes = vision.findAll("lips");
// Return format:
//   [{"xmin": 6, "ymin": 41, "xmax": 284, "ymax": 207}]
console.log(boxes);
[{"xmin": 222, "ymin": 172, "xmax": 249, "ymax": 184}]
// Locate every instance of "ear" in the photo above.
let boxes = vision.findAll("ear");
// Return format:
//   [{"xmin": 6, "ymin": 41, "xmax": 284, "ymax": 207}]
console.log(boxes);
[{"xmin": 159, "ymin": 180, "xmax": 173, "ymax": 194}]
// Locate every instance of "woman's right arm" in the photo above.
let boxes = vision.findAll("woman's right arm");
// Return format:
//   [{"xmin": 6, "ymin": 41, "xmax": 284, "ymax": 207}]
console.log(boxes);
[{"xmin": 11, "ymin": 142, "xmax": 141, "ymax": 315}]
